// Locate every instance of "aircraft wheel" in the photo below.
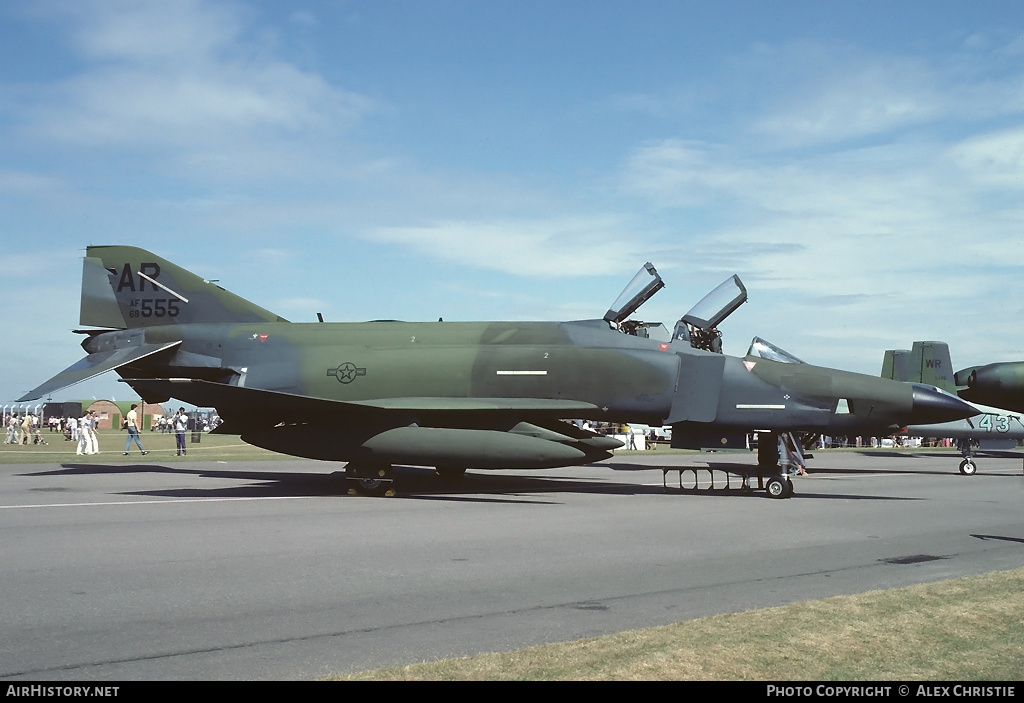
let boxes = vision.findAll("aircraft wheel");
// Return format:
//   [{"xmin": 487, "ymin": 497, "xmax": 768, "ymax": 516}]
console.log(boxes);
[
  {"xmin": 765, "ymin": 475, "xmax": 789, "ymax": 499},
  {"xmin": 346, "ymin": 463, "xmax": 395, "ymax": 496},
  {"xmin": 959, "ymin": 459, "xmax": 978, "ymax": 476},
  {"xmin": 353, "ymin": 478, "xmax": 391, "ymax": 496},
  {"xmin": 785, "ymin": 478, "xmax": 795, "ymax": 498}
]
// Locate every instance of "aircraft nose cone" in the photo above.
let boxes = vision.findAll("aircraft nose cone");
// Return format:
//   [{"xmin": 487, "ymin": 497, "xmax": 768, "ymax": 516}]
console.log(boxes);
[{"xmin": 910, "ymin": 384, "xmax": 978, "ymax": 424}]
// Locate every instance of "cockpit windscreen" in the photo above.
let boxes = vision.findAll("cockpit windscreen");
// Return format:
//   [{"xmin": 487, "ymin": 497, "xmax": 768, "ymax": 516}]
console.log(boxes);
[{"xmin": 746, "ymin": 336, "xmax": 805, "ymax": 364}]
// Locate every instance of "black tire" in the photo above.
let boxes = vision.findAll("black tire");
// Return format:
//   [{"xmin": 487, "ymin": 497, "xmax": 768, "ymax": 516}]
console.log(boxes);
[
  {"xmin": 766, "ymin": 475, "xmax": 788, "ymax": 499},
  {"xmin": 354, "ymin": 478, "xmax": 390, "ymax": 496},
  {"xmin": 346, "ymin": 462, "xmax": 395, "ymax": 496},
  {"xmin": 959, "ymin": 459, "xmax": 977, "ymax": 476}
]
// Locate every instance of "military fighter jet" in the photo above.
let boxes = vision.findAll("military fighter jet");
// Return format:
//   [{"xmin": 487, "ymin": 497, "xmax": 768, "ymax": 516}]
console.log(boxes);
[
  {"xmin": 19, "ymin": 246, "xmax": 976, "ymax": 498},
  {"xmin": 882, "ymin": 341, "xmax": 1024, "ymax": 474},
  {"xmin": 955, "ymin": 361, "xmax": 1024, "ymax": 414}
]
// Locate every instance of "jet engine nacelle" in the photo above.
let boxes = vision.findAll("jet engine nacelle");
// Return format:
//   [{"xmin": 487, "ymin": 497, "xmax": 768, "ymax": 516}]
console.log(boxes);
[{"xmin": 957, "ymin": 361, "xmax": 1024, "ymax": 411}]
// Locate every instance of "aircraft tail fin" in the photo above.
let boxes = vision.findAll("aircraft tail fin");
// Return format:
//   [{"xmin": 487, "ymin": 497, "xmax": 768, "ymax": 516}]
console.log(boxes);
[
  {"xmin": 881, "ymin": 349, "xmax": 911, "ymax": 382},
  {"xmin": 880, "ymin": 342, "xmax": 957, "ymax": 392},
  {"xmin": 80, "ymin": 245, "xmax": 288, "ymax": 329},
  {"xmin": 915, "ymin": 341, "xmax": 956, "ymax": 392}
]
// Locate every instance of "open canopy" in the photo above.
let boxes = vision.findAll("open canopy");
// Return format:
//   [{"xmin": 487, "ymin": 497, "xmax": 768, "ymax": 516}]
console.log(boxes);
[
  {"xmin": 682, "ymin": 274, "xmax": 747, "ymax": 331},
  {"xmin": 603, "ymin": 262, "xmax": 665, "ymax": 325}
]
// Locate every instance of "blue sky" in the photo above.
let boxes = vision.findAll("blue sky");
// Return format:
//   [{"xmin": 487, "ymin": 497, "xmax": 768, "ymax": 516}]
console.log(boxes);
[{"xmin": 2, "ymin": 1, "xmax": 1023, "ymax": 404}]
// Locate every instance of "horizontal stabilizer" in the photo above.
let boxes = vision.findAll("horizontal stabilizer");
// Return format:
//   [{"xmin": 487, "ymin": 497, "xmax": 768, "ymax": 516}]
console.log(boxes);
[{"xmin": 18, "ymin": 341, "xmax": 181, "ymax": 401}]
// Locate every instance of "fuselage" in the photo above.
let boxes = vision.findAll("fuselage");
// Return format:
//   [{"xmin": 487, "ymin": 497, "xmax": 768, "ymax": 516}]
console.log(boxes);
[
  {"xmin": 112, "ymin": 317, "xmax": 967, "ymax": 439},
  {"xmin": 119, "ymin": 318, "xmax": 680, "ymax": 423}
]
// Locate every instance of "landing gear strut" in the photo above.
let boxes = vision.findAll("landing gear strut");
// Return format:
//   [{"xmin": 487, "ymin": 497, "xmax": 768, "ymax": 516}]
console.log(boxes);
[{"xmin": 758, "ymin": 431, "xmax": 795, "ymax": 499}]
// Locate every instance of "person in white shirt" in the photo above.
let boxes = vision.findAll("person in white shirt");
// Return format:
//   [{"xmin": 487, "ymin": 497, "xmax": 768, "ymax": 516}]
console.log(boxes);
[
  {"xmin": 77, "ymin": 410, "xmax": 99, "ymax": 455},
  {"xmin": 173, "ymin": 408, "xmax": 189, "ymax": 456},
  {"xmin": 123, "ymin": 404, "xmax": 148, "ymax": 456}
]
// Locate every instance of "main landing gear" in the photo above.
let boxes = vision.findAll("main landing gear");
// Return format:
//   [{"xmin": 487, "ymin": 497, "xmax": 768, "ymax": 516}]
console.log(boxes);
[
  {"xmin": 344, "ymin": 463, "xmax": 470, "ymax": 496},
  {"xmin": 345, "ymin": 462, "xmax": 396, "ymax": 497},
  {"xmin": 758, "ymin": 431, "xmax": 794, "ymax": 499},
  {"xmin": 764, "ymin": 474, "xmax": 794, "ymax": 499}
]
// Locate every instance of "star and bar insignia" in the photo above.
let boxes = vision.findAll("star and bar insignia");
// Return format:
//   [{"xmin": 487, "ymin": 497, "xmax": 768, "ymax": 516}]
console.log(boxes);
[{"xmin": 327, "ymin": 362, "xmax": 367, "ymax": 384}]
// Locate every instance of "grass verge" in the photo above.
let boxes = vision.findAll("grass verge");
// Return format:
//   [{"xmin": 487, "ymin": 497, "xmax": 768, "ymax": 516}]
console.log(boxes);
[
  {"xmin": 331, "ymin": 568, "xmax": 1024, "ymax": 680},
  {"xmin": 0, "ymin": 428, "xmax": 288, "ymax": 464}
]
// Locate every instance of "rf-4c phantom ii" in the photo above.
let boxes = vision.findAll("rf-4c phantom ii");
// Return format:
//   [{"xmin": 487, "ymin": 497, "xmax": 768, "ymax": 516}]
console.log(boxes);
[{"xmin": 20, "ymin": 247, "xmax": 976, "ymax": 498}]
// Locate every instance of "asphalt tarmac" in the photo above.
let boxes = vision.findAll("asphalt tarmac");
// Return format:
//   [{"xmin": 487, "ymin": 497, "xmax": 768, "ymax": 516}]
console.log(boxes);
[{"xmin": 2, "ymin": 450, "xmax": 1023, "ymax": 680}]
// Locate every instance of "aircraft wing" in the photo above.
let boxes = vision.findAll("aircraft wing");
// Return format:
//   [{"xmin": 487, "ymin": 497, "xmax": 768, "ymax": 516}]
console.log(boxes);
[
  {"xmin": 121, "ymin": 377, "xmax": 600, "ymax": 421},
  {"xmin": 18, "ymin": 342, "xmax": 182, "ymax": 402},
  {"xmin": 121, "ymin": 377, "xmax": 616, "ymax": 469}
]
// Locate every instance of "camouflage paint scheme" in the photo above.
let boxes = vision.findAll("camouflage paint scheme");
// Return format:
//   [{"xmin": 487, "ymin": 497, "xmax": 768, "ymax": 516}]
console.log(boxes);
[
  {"xmin": 883, "ymin": 341, "xmax": 1024, "ymax": 474},
  {"xmin": 21, "ymin": 246, "xmax": 976, "ymax": 477},
  {"xmin": 955, "ymin": 361, "xmax": 1024, "ymax": 414}
]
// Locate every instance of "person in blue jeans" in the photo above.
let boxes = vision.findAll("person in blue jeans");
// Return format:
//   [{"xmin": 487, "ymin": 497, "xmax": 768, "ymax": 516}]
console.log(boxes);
[
  {"xmin": 123, "ymin": 404, "xmax": 148, "ymax": 456},
  {"xmin": 173, "ymin": 407, "xmax": 189, "ymax": 456}
]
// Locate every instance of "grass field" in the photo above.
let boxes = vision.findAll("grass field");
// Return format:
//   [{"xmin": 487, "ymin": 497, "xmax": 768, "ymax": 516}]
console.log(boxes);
[
  {"xmin": 333, "ymin": 568, "xmax": 1024, "ymax": 681},
  {"xmin": 0, "ymin": 427, "xmax": 286, "ymax": 464}
]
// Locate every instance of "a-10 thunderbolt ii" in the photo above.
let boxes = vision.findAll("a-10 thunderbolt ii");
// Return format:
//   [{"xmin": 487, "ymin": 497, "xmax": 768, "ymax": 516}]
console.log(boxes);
[
  {"xmin": 882, "ymin": 341, "xmax": 1024, "ymax": 475},
  {"xmin": 955, "ymin": 361, "xmax": 1024, "ymax": 414},
  {"xmin": 19, "ymin": 246, "xmax": 977, "ymax": 498}
]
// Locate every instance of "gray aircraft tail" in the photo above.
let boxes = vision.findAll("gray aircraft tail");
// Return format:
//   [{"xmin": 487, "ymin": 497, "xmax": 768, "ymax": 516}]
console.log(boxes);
[
  {"xmin": 880, "ymin": 341, "xmax": 957, "ymax": 392},
  {"xmin": 80, "ymin": 245, "xmax": 288, "ymax": 329},
  {"xmin": 17, "ymin": 247, "xmax": 288, "ymax": 401}
]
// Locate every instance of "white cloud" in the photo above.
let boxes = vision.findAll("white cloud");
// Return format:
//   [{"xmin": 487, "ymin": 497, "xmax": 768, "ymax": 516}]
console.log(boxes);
[
  {"xmin": 19, "ymin": 1, "xmax": 375, "ymax": 150},
  {"xmin": 618, "ymin": 41, "xmax": 1024, "ymax": 150},
  {"xmin": 950, "ymin": 125, "xmax": 1024, "ymax": 188},
  {"xmin": 751, "ymin": 55, "xmax": 944, "ymax": 146},
  {"xmin": 371, "ymin": 216, "xmax": 645, "ymax": 277},
  {"xmin": 69, "ymin": 0, "xmax": 243, "ymax": 63}
]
